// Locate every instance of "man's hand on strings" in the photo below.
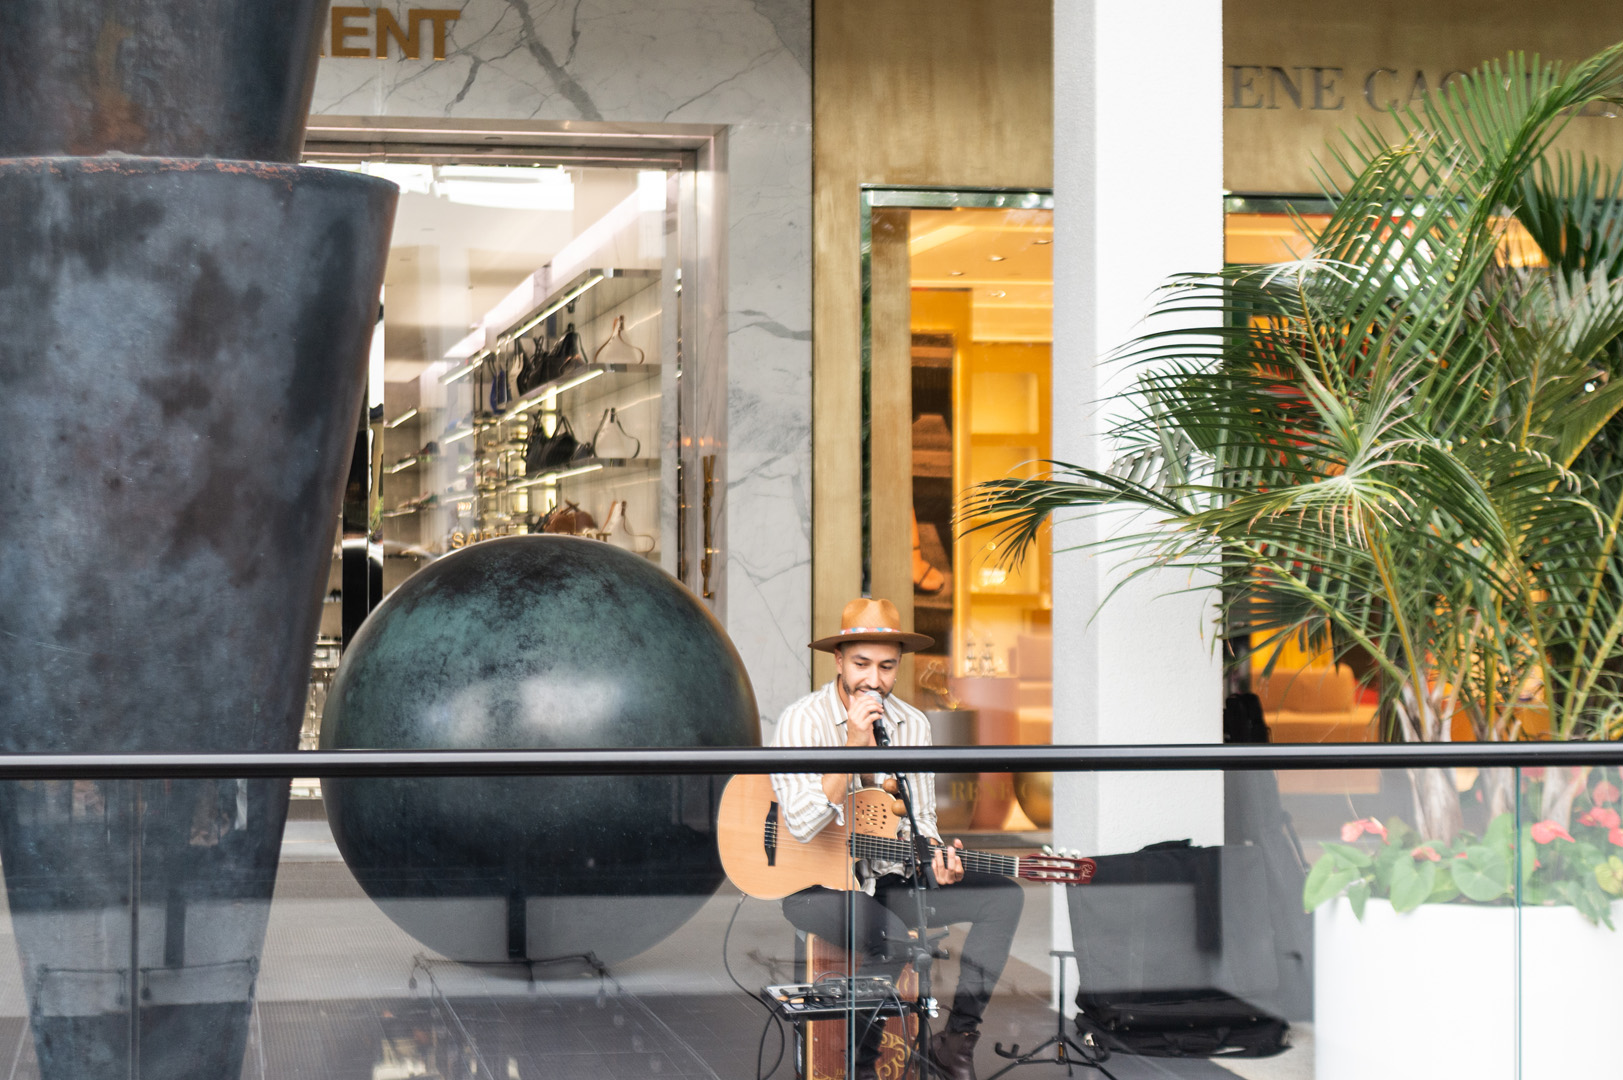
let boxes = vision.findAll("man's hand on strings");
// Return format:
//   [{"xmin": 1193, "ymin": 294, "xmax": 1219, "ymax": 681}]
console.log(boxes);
[{"xmin": 930, "ymin": 838, "xmax": 965, "ymax": 886}]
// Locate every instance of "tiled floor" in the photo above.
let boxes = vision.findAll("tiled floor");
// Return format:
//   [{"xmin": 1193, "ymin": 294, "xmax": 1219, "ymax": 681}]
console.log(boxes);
[{"xmin": 0, "ymin": 816, "xmax": 1314, "ymax": 1080}]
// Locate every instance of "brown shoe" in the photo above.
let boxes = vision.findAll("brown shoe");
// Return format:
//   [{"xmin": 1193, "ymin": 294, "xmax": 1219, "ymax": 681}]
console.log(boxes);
[{"xmin": 929, "ymin": 1029, "xmax": 980, "ymax": 1080}]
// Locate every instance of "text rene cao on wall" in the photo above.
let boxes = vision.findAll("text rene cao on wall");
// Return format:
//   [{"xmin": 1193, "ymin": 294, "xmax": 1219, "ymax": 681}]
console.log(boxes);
[{"xmin": 1229, "ymin": 63, "xmax": 1619, "ymax": 116}]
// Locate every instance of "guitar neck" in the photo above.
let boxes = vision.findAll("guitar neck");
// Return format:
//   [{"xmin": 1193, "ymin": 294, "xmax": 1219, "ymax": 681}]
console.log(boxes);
[{"xmin": 849, "ymin": 833, "xmax": 1017, "ymax": 879}]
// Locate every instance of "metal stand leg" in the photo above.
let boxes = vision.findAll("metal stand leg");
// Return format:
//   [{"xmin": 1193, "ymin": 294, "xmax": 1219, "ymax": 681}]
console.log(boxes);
[{"xmin": 985, "ymin": 951, "xmax": 1117, "ymax": 1080}]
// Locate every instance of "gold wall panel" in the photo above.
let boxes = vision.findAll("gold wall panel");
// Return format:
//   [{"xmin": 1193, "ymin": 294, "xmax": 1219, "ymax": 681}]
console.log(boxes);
[
  {"xmin": 812, "ymin": 0, "xmax": 1053, "ymax": 686},
  {"xmin": 1226, "ymin": 0, "xmax": 1623, "ymax": 194}
]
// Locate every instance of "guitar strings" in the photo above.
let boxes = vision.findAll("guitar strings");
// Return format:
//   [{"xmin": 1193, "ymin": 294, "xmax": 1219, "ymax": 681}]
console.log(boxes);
[
  {"xmin": 754, "ymin": 824, "xmax": 1088, "ymax": 881},
  {"xmin": 759, "ymin": 822, "xmax": 1020, "ymax": 876}
]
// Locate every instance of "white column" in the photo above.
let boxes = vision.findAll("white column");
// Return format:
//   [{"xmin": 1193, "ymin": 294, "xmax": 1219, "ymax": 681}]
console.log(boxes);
[{"xmin": 1049, "ymin": 0, "xmax": 1226, "ymax": 994}]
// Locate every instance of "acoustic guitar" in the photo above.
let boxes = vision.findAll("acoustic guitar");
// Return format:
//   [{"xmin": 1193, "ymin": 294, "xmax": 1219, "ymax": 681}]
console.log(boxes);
[{"xmin": 717, "ymin": 774, "xmax": 1096, "ymax": 899}]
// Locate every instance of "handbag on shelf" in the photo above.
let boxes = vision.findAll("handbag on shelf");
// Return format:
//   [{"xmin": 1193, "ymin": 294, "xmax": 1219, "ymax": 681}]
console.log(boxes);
[
  {"xmin": 602, "ymin": 499, "xmax": 655, "ymax": 554},
  {"xmin": 592, "ymin": 315, "xmax": 645, "ymax": 365},
  {"xmin": 524, "ymin": 413, "xmax": 580, "ymax": 474},
  {"xmin": 514, "ymin": 336, "xmax": 551, "ymax": 396},
  {"xmin": 486, "ymin": 349, "xmax": 511, "ymax": 414},
  {"xmin": 543, "ymin": 323, "xmax": 588, "ymax": 382},
  {"xmin": 540, "ymin": 501, "xmax": 596, "ymax": 535},
  {"xmin": 584, "ymin": 407, "xmax": 641, "ymax": 460}
]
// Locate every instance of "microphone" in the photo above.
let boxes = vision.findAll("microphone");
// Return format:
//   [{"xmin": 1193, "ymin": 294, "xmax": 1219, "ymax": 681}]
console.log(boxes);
[{"xmin": 865, "ymin": 689, "xmax": 891, "ymax": 746}]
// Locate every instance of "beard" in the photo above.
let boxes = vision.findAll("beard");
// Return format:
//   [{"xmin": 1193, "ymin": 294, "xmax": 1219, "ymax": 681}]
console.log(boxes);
[{"xmin": 841, "ymin": 675, "xmax": 885, "ymax": 700}]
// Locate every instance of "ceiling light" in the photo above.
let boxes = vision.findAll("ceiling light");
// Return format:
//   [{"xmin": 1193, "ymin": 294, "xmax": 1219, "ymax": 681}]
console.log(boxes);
[
  {"xmin": 1034, "ymin": 238, "xmax": 1052, "ymax": 245},
  {"xmin": 989, "ymin": 290, "xmax": 1007, "ymax": 298},
  {"xmin": 949, "ymin": 270, "xmax": 965, "ymax": 276},
  {"xmin": 988, "ymin": 255, "xmax": 1006, "ymax": 262}
]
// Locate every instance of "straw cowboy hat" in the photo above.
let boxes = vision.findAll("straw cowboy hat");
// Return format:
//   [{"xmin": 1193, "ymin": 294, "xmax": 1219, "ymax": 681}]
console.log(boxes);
[{"xmin": 809, "ymin": 597, "xmax": 934, "ymax": 654}]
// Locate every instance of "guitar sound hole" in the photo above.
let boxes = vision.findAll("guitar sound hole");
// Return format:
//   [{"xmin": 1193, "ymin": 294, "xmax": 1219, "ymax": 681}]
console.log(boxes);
[{"xmin": 857, "ymin": 805, "xmax": 889, "ymax": 832}]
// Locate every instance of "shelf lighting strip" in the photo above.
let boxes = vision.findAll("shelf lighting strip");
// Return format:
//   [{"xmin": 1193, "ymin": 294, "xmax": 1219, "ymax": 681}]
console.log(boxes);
[
  {"xmin": 442, "ymin": 426, "xmax": 476, "ymax": 445},
  {"xmin": 384, "ymin": 458, "xmax": 418, "ymax": 474},
  {"xmin": 509, "ymin": 463, "xmax": 604, "ymax": 490},
  {"xmin": 504, "ymin": 368, "xmax": 607, "ymax": 418},
  {"xmin": 439, "ymin": 273, "xmax": 608, "ymax": 386},
  {"xmin": 510, "ymin": 273, "xmax": 606, "ymax": 339},
  {"xmin": 441, "ymin": 352, "xmax": 490, "ymax": 386},
  {"xmin": 383, "ymin": 408, "xmax": 418, "ymax": 429}
]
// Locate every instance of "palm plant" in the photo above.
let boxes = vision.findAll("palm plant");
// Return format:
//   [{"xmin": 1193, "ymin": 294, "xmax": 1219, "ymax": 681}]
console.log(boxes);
[{"xmin": 966, "ymin": 43, "xmax": 1623, "ymax": 843}]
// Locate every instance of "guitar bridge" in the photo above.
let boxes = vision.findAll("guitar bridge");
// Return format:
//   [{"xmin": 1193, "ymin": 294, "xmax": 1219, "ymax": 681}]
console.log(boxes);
[{"xmin": 764, "ymin": 801, "xmax": 779, "ymax": 866}]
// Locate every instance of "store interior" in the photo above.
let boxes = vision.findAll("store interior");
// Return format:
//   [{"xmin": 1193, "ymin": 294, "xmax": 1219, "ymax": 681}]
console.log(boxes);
[
  {"xmin": 870, "ymin": 204, "xmax": 1055, "ymax": 832},
  {"xmin": 298, "ymin": 161, "xmax": 675, "ymax": 755}
]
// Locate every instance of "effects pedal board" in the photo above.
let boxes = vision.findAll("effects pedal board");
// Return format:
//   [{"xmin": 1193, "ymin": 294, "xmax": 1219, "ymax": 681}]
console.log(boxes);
[{"xmin": 759, "ymin": 977, "xmax": 911, "ymax": 1022}]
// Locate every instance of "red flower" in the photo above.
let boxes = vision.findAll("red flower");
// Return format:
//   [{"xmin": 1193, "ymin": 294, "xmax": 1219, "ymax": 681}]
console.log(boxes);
[
  {"xmin": 1526, "ymin": 768, "xmax": 1547, "ymax": 781},
  {"xmin": 1411, "ymin": 845, "xmax": 1441, "ymax": 862},
  {"xmin": 1455, "ymin": 851, "xmax": 1469, "ymax": 858},
  {"xmin": 1579, "ymin": 807, "xmax": 1621, "ymax": 829},
  {"xmin": 1594, "ymin": 780, "xmax": 1621, "ymax": 806},
  {"xmin": 1610, "ymin": 828, "xmax": 1623, "ymax": 847},
  {"xmin": 1340, "ymin": 818, "xmax": 1388, "ymax": 843},
  {"xmin": 1531, "ymin": 820, "xmax": 1575, "ymax": 844}
]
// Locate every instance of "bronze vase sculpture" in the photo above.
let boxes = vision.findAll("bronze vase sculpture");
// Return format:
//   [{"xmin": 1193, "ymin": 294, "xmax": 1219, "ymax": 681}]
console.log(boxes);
[{"xmin": 0, "ymin": 3, "xmax": 396, "ymax": 1077}]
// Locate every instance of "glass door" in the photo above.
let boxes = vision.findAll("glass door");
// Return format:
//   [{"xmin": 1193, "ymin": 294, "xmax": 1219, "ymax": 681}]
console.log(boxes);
[
  {"xmin": 292, "ymin": 150, "xmax": 701, "ymax": 789},
  {"xmin": 863, "ymin": 188, "xmax": 1054, "ymax": 834}
]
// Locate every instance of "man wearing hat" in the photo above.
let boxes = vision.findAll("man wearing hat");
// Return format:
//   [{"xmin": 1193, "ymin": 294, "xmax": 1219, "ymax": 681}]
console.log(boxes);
[{"xmin": 770, "ymin": 598, "xmax": 1024, "ymax": 1080}]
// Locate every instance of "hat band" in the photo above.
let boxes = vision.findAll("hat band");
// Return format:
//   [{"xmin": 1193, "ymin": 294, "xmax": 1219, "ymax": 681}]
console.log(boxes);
[{"xmin": 841, "ymin": 626, "xmax": 900, "ymax": 635}]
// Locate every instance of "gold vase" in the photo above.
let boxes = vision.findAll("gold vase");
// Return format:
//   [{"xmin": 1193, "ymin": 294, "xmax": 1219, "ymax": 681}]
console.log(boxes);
[{"xmin": 1013, "ymin": 772, "xmax": 1053, "ymax": 829}]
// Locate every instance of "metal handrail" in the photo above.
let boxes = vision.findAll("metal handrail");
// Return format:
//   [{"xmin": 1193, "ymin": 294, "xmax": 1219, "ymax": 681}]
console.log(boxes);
[{"xmin": 0, "ymin": 741, "xmax": 1618, "ymax": 778}]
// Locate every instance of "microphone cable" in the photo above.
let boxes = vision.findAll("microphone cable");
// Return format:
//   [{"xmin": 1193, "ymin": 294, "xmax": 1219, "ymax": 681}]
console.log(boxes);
[{"xmin": 722, "ymin": 891, "xmax": 788, "ymax": 1080}]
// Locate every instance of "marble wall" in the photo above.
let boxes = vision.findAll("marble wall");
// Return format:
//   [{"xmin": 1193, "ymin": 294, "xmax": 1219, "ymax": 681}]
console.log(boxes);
[{"xmin": 310, "ymin": 0, "xmax": 814, "ymax": 722}]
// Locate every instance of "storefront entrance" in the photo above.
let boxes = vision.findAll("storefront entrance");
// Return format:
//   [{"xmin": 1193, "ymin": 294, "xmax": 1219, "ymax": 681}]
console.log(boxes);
[
  {"xmin": 863, "ymin": 188, "xmax": 1054, "ymax": 832},
  {"xmin": 290, "ymin": 127, "xmax": 717, "ymax": 764}
]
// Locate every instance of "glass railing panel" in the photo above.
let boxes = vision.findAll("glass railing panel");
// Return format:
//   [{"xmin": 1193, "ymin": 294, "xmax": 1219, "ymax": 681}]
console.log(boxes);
[
  {"xmin": 1516, "ymin": 763, "xmax": 1623, "ymax": 1080},
  {"xmin": 1033, "ymin": 769, "xmax": 1303, "ymax": 1075},
  {"xmin": 0, "ymin": 777, "xmax": 291, "ymax": 1080},
  {"xmin": 0, "ymin": 757, "xmax": 1601, "ymax": 1080},
  {"xmin": 290, "ymin": 770, "xmax": 753, "ymax": 1080},
  {"xmin": 0, "ymin": 772, "xmax": 797, "ymax": 1080},
  {"xmin": 1285, "ymin": 764, "xmax": 1518, "ymax": 1080}
]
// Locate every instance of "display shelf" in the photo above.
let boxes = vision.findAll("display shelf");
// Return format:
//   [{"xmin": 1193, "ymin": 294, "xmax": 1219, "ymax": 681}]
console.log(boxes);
[
  {"xmin": 427, "ymin": 256, "xmax": 665, "ymax": 564},
  {"xmin": 440, "ymin": 267, "xmax": 659, "ymax": 385},
  {"xmin": 509, "ymin": 457, "xmax": 658, "ymax": 490},
  {"xmin": 486, "ymin": 362, "xmax": 660, "ymax": 424}
]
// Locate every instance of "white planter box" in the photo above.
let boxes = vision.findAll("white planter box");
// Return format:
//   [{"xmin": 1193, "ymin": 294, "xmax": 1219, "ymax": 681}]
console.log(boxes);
[{"xmin": 1315, "ymin": 897, "xmax": 1623, "ymax": 1080}]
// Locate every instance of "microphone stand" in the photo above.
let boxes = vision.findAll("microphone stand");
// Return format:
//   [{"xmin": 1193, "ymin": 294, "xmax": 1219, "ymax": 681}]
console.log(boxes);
[{"xmin": 870, "ymin": 697, "xmax": 949, "ymax": 1080}]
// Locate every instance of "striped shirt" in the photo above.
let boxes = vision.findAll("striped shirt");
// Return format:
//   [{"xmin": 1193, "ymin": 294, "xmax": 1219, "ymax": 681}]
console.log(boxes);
[{"xmin": 770, "ymin": 680, "xmax": 940, "ymax": 888}]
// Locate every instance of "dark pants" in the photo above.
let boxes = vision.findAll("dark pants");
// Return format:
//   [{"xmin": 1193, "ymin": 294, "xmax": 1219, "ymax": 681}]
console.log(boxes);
[{"xmin": 782, "ymin": 870, "xmax": 1025, "ymax": 1042}]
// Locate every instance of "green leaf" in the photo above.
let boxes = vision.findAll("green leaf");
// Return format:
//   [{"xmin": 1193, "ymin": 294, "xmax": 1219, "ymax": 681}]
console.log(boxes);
[
  {"xmin": 1348, "ymin": 878, "xmax": 1370, "ymax": 920},
  {"xmin": 1575, "ymin": 882, "xmax": 1614, "ymax": 926},
  {"xmin": 1451, "ymin": 844, "xmax": 1512, "ymax": 902},
  {"xmin": 1428, "ymin": 876, "xmax": 1462, "ymax": 904},
  {"xmin": 1390, "ymin": 858, "xmax": 1438, "ymax": 913},
  {"xmin": 1303, "ymin": 857, "xmax": 1363, "ymax": 912},
  {"xmin": 1373, "ymin": 844, "xmax": 1405, "ymax": 891},
  {"xmin": 1594, "ymin": 855, "xmax": 1623, "ymax": 896},
  {"xmin": 1485, "ymin": 812, "xmax": 1514, "ymax": 851},
  {"xmin": 1320, "ymin": 841, "xmax": 1374, "ymax": 868}
]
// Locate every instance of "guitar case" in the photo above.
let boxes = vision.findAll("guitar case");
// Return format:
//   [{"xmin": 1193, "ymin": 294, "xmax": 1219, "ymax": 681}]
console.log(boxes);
[{"xmin": 1065, "ymin": 838, "xmax": 1293, "ymax": 1059}]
